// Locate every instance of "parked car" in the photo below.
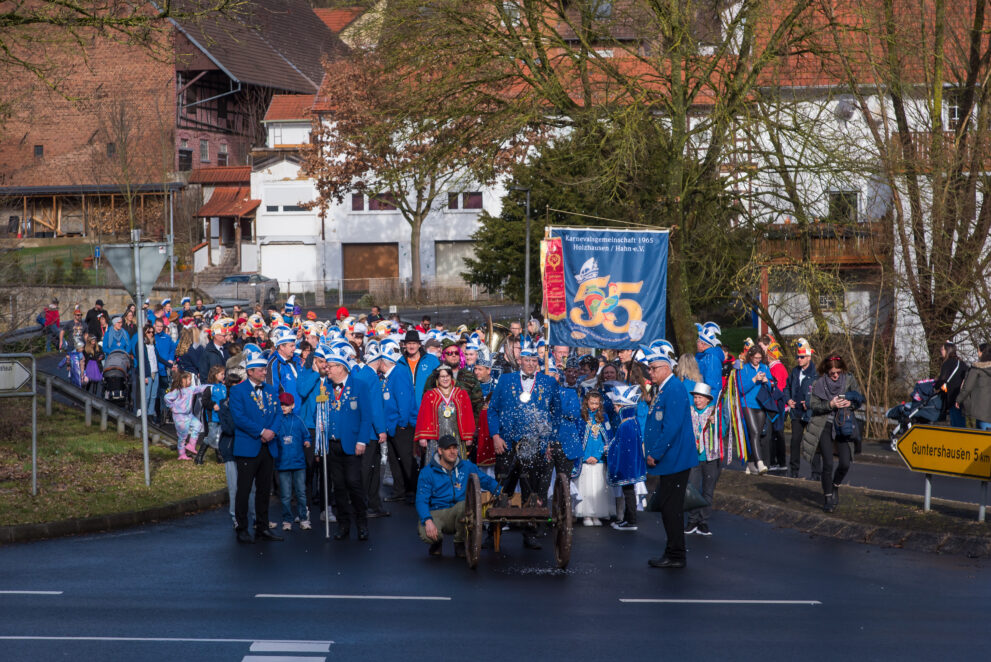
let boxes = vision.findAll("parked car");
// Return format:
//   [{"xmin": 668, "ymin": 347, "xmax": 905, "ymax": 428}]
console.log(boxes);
[{"xmin": 202, "ymin": 274, "xmax": 280, "ymax": 307}]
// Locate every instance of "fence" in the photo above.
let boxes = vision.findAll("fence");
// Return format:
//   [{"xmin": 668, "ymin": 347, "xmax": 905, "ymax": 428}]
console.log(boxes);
[
  {"xmin": 280, "ymin": 277, "xmax": 506, "ymax": 308},
  {"xmin": 0, "ymin": 246, "xmax": 192, "ymax": 289}
]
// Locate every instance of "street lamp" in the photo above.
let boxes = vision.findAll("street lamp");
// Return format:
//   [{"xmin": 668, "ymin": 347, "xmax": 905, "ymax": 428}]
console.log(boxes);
[{"xmin": 510, "ymin": 186, "xmax": 531, "ymax": 323}]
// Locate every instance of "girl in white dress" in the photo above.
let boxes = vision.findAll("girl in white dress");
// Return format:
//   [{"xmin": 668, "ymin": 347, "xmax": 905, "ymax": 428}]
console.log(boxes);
[{"xmin": 574, "ymin": 391, "xmax": 616, "ymax": 524}]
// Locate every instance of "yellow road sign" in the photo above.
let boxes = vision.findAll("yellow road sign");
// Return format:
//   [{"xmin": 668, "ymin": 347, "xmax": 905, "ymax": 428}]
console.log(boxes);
[{"xmin": 896, "ymin": 425, "xmax": 991, "ymax": 480}]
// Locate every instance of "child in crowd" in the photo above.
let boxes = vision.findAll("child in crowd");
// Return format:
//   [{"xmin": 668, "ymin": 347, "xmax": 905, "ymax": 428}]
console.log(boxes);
[
  {"xmin": 685, "ymin": 383, "xmax": 724, "ymax": 536},
  {"xmin": 59, "ymin": 340, "xmax": 87, "ymax": 388},
  {"xmin": 275, "ymin": 393, "xmax": 312, "ymax": 531},
  {"xmin": 164, "ymin": 370, "xmax": 210, "ymax": 460},
  {"xmin": 606, "ymin": 384, "xmax": 647, "ymax": 532},
  {"xmin": 573, "ymin": 391, "xmax": 615, "ymax": 526},
  {"xmin": 195, "ymin": 365, "xmax": 226, "ymax": 465}
]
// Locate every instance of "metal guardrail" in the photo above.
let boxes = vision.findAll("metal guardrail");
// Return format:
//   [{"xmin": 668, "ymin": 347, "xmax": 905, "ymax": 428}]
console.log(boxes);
[
  {"xmin": 38, "ymin": 372, "xmax": 178, "ymax": 450},
  {"xmin": 0, "ymin": 324, "xmax": 43, "ymax": 348}
]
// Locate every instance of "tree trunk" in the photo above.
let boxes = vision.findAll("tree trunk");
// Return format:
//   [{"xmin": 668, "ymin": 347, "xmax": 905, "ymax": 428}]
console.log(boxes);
[
  {"xmin": 410, "ymin": 216, "xmax": 423, "ymax": 299},
  {"xmin": 667, "ymin": 231, "xmax": 695, "ymax": 354}
]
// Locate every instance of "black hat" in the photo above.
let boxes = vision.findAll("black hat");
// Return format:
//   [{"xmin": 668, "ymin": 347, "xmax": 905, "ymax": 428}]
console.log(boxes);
[
  {"xmin": 95, "ymin": 299, "xmax": 104, "ymax": 307},
  {"xmin": 403, "ymin": 330, "xmax": 421, "ymax": 343},
  {"xmin": 438, "ymin": 434, "xmax": 458, "ymax": 449}
]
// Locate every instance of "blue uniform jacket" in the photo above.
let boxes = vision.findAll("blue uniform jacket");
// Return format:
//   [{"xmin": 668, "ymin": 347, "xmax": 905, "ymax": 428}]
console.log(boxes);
[
  {"xmin": 557, "ymin": 384, "xmax": 585, "ymax": 460},
  {"xmin": 229, "ymin": 380, "xmax": 282, "ymax": 460},
  {"xmin": 581, "ymin": 418, "xmax": 613, "ymax": 461},
  {"xmin": 695, "ymin": 345, "xmax": 725, "ymax": 398},
  {"xmin": 398, "ymin": 351, "xmax": 440, "ymax": 418},
  {"xmin": 268, "ymin": 353, "xmax": 301, "ymax": 406},
  {"xmin": 275, "ymin": 413, "xmax": 310, "ymax": 471},
  {"xmin": 382, "ymin": 364, "xmax": 415, "ymax": 435},
  {"xmin": 295, "ymin": 366, "xmax": 321, "ymax": 430},
  {"xmin": 415, "ymin": 455, "xmax": 501, "ymax": 524},
  {"xmin": 153, "ymin": 332, "xmax": 175, "ymax": 375},
  {"xmin": 487, "ymin": 371, "xmax": 561, "ymax": 450},
  {"xmin": 324, "ymin": 374, "xmax": 373, "ymax": 455},
  {"xmin": 354, "ymin": 363, "xmax": 385, "ymax": 439},
  {"xmin": 643, "ymin": 375, "xmax": 698, "ymax": 476},
  {"xmin": 739, "ymin": 363, "xmax": 772, "ymax": 409}
]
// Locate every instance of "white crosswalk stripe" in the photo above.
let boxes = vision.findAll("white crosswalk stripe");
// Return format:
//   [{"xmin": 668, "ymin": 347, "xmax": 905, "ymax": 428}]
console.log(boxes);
[{"xmin": 241, "ymin": 639, "xmax": 332, "ymax": 662}]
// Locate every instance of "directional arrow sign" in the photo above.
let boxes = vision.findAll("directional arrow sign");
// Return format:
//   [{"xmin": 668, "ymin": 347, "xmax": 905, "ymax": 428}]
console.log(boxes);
[
  {"xmin": 896, "ymin": 425, "xmax": 991, "ymax": 480},
  {"xmin": 0, "ymin": 360, "xmax": 31, "ymax": 391}
]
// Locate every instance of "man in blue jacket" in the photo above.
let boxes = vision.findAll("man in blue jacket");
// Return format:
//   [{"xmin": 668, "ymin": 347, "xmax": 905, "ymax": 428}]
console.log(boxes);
[
  {"xmin": 353, "ymin": 339, "xmax": 389, "ymax": 517},
  {"xmin": 397, "ymin": 329, "xmax": 440, "ymax": 419},
  {"xmin": 268, "ymin": 328, "xmax": 301, "ymax": 405},
  {"xmin": 416, "ymin": 434, "xmax": 500, "ymax": 557},
  {"xmin": 377, "ymin": 338, "xmax": 418, "ymax": 505},
  {"xmin": 642, "ymin": 345, "xmax": 698, "ymax": 569},
  {"xmin": 229, "ymin": 352, "xmax": 283, "ymax": 544}
]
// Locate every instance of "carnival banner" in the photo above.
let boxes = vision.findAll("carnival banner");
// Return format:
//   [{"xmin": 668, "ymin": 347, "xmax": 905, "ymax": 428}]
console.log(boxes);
[
  {"xmin": 541, "ymin": 237, "xmax": 566, "ymax": 321},
  {"xmin": 546, "ymin": 227, "xmax": 668, "ymax": 349}
]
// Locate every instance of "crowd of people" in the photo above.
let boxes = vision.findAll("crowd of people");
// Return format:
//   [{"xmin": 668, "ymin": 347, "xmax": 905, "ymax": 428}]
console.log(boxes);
[{"xmin": 48, "ymin": 290, "xmax": 991, "ymax": 568}]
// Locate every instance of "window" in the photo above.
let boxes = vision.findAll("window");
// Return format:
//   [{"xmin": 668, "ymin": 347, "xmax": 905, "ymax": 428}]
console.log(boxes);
[
  {"xmin": 351, "ymin": 193, "xmax": 364, "ymax": 211},
  {"xmin": 217, "ymin": 97, "xmax": 227, "ymax": 120},
  {"xmin": 463, "ymin": 192, "xmax": 483, "ymax": 209},
  {"xmin": 368, "ymin": 193, "xmax": 397, "ymax": 211},
  {"xmin": 448, "ymin": 193, "xmax": 459, "ymax": 210},
  {"xmin": 217, "ymin": 144, "xmax": 228, "ymax": 166},
  {"xmin": 283, "ymin": 205, "xmax": 306, "ymax": 212},
  {"xmin": 199, "ymin": 139, "xmax": 210, "ymax": 163},
  {"xmin": 948, "ymin": 102, "xmax": 963, "ymax": 131},
  {"xmin": 828, "ymin": 191, "xmax": 858, "ymax": 224},
  {"xmin": 266, "ymin": 205, "xmax": 279, "ymax": 212},
  {"xmin": 819, "ymin": 292, "xmax": 844, "ymax": 312},
  {"xmin": 106, "ymin": 143, "xmax": 115, "ymax": 158},
  {"xmin": 271, "ymin": 127, "xmax": 283, "ymax": 145},
  {"xmin": 178, "ymin": 149, "xmax": 192, "ymax": 171},
  {"xmin": 33, "ymin": 144, "xmax": 43, "ymax": 158}
]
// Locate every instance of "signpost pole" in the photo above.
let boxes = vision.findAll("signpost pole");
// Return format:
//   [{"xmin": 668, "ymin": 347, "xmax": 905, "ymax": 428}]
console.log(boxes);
[
  {"xmin": 923, "ymin": 473, "xmax": 932, "ymax": 512},
  {"xmin": 132, "ymin": 230, "xmax": 151, "ymax": 487},
  {"xmin": 980, "ymin": 481, "xmax": 988, "ymax": 523},
  {"xmin": 31, "ymin": 355, "xmax": 37, "ymax": 496}
]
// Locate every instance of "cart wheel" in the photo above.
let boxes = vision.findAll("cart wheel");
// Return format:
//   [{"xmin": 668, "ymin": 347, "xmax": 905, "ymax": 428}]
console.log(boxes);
[
  {"xmin": 464, "ymin": 473, "xmax": 482, "ymax": 569},
  {"xmin": 552, "ymin": 472, "xmax": 573, "ymax": 569}
]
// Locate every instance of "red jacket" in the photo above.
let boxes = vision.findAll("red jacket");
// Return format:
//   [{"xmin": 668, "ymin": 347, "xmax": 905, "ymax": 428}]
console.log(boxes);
[{"xmin": 414, "ymin": 387, "xmax": 475, "ymax": 442}]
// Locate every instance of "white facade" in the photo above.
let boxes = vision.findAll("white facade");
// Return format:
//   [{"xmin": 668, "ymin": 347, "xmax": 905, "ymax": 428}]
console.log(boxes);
[{"xmin": 248, "ymin": 118, "xmax": 501, "ymax": 293}]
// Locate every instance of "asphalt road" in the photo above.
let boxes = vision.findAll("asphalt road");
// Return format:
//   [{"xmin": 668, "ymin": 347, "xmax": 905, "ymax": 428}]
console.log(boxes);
[{"xmin": 1, "ymin": 499, "xmax": 989, "ymax": 661}]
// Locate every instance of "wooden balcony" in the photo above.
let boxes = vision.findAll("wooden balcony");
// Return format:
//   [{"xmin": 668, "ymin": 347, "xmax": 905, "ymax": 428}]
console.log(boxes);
[{"xmin": 759, "ymin": 221, "xmax": 890, "ymax": 266}]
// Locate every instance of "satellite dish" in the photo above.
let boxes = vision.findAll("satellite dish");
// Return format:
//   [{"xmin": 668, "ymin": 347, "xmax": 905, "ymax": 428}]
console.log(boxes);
[{"xmin": 834, "ymin": 97, "xmax": 856, "ymax": 123}]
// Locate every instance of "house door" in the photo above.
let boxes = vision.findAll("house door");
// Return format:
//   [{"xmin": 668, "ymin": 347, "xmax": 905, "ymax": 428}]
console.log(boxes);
[{"xmin": 341, "ymin": 243, "xmax": 399, "ymax": 292}]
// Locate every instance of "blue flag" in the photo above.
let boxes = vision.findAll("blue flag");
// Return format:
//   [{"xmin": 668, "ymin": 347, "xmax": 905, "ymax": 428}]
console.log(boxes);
[{"xmin": 547, "ymin": 228, "xmax": 668, "ymax": 349}]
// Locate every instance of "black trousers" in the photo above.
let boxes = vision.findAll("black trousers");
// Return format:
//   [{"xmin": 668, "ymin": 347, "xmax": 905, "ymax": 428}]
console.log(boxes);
[
  {"xmin": 497, "ymin": 443, "xmax": 545, "ymax": 504},
  {"xmin": 234, "ymin": 445, "xmax": 274, "ymax": 533},
  {"xmin": 743, "ymin": 407, "xmax": 766, "ymax": 464},
  {"xmin": 818, "ymin": 427, "xmax": 852, "ymax": 494},
  {"xmin": 305, "ymin": 428, "xmax": 317, "ymax": 508},
  {"xmin": 654, "ymin": 469, "xmax": 690, "ymax": 561},
  {"xmin": 361, "ymin": 438, "xmax": 383, "ymax": 512},
  {"xmin": 538, "ymin": 442, "xmax": 574, "ymax": 496},
  {"xmin": 387, "ymin": 426, "xmax": 416, "ymax": 498},
  {"xmin": 329, "ymin": 439, "xmax": 367, "ymax": 527},
  {"xmin": 788, "ymin": 419, "xmax": 806, "ymax": 474},
  {"xmin": 770, "ymin": 427, "xmax": 787, "ymax": 467}
]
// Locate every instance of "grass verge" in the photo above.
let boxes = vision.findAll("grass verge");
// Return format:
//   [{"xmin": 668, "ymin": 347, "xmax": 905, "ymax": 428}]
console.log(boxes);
[
  {"xmin": 0, "ymin": 403, "xmax": 224, "ymax": 527},
  {"xmin": 717, "ymin": 469, "xmax": 991, "ymax": 539}
]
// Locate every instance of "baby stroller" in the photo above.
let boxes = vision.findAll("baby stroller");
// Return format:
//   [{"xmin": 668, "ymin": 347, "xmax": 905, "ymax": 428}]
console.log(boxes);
[
  {"xmin": 102, "ymin": 350, "xmax": 132, "ymax": 410},
  {"xmin": 886, "ymin": 378, "xmax": 943, "ymax": 450}
]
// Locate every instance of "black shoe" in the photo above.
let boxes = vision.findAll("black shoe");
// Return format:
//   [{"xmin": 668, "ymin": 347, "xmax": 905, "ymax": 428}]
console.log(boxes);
[
  {"xmin": 194, "ymin": 440, "xmax": 208, "ymax": 465},
  {"xmin": 334, "ymin": 526, "xmax": 351, "ymax": 540},
  {"xmin": 255, "ymin": 529, "xmax": 284, "ymax": 542},
  {"xmin": 428, "ymin": 541, "xmax": 442, "ymax": 556},
  {"xmin": 384, "ymin": 495, "xmax": 405, "ymax": 503},
  {"xmin": 696, "ymin": 523, "xmax": 712, "ymax": 536},
  {"xmin": 832, "ymin": 485, "xmax": 840, "ymax": 507},
  {"xmin": 357, "ymin": 526, "xmax": 369, "ymax": 541},
  {"xmin": 823, "ymin": 494, "xmax": 836, "ymax": 513},
  {"xmin": 648, "ymin": 557, "xmax": 686, "ymax": 569},
  {"xmin": 454, "ymin": 541, "xmax": 466, "ymax": 558},
  {"xmin": 522, "ymin": 534, "xmax": 542, "ymax": 550},
  {"xmin": 367, "ymin": 509, "xmax": 391, "ymax": 518},
  {"xmin": 236, "ymin": 529, "xmax": 254, "ymax": 544}
]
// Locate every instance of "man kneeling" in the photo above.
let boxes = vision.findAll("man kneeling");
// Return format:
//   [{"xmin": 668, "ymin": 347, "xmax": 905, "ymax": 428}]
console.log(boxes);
[{"xmin": 416, "ymin": 434, "xmax": 500, "ymax": 557}]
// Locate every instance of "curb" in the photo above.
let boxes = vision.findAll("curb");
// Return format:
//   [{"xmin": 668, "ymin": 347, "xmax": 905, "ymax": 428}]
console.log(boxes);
[
  {"xmin": 715, "ymin": 492, "xmax": 991, "ymax": 559},
  {"xmin": 0, "ymin": 489, "xmax": 228, "ymax": 546}
]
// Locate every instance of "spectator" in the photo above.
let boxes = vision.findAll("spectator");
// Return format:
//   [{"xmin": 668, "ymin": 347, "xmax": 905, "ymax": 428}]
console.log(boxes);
[
  {"xmin": 122, "ymin": 306, "xmax": 138, "ymax": 337},
  {"xmin": 739, "ymin": 345, "xmax": 771, "ymax": 475},
  {"xmin": 200, "ymin": 319, "xmax": 232, "ymax": 382},
  {"xmin": 417, "ymin": 315, "xmax": 432, "ymax": 332},
  {"xmin": 934, "ymin": 340, "xmax": 968, "ymax": 428},
  {"xmin": 765, "ymin": 340, "xmax": 790, "ymax": 471},
  {"xmin": 59, "ymin": 305, "xmax": 88, "ymax": 351},
  {"xmin": 684, "ymin": 383, "xmax": 723, "ymax": 537},
  {"xmin": 164, "ymin": 371, "xmax": 210, "ymax": 460},
  {"xmin": 102, "ymin": 316, "xmax": 131, "ymax": 355},
  {"xmin": 196, "ymin": 364, "xmax": 226, "ymax": 464},
  {"xmin": 175, "ymin": 327, "xmax": 203, "ymax": 385},
  {"xmin": 59, "ymin": 340, "xmax": 86, "ymax": 387},
  {"xmin": 84, "ymin": 299, "xmax": 109, "ymax": 340},
  {"xmin": 82, "ymin": 336, "xmax": 104, "ymax": 396},
  {"xmin": 140, "ymin": 325, "xmax": 159, "ymax": 422},
  {"xmin": 785, "ymin": 338, "xmax": 818, "ymax": 478},
  {"xmin": 217, "ymin": 372, "xmax": 254, "ymax": 528},
  {"xmin": 367, "ymin": 305, "xmax": 383, "ymax": 324},
  {"xmin": 956, "ymin": 345, "xmax": 991, "ymax": 430},
  {"xmin": 42, "ymin": 298, "xmax": 61, "ymax": 352}
]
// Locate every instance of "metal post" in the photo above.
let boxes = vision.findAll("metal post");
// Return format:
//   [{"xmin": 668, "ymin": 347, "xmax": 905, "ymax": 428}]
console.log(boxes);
[
  {"xmin": 132, "ymin": 229, "xmax": 151, "ymax": 487},
  {"xmin": 524, "ymin": 188, "xmax": 531, "ymax": 322},
  {"xmin": 338, "ymin": 280, "xmax": 343, "ymax": 308},
  {"xmin": 980, "ymin": 481, "xmax": 988, "ymax": 523},
  {"xmin": 100, "ymin": 406, "xmax": 108, "ymax": 431},
  {"xmin": 924, "ymin": 473, "xmax": 932, "ymax": 512},
  {"xmin": 45, "ymin": 376, "xmax": 52, "ymax": 416},
  {"xmin": 168, "ymin": 190, "xmax": 175, "ymax": 287},
  {"xmin": 31, "ymin": 356, "xmax": 37, "ymax": 496}
]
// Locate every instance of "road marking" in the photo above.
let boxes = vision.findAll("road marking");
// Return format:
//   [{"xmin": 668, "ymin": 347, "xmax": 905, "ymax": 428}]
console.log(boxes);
[
  {"xmin": 256, "ymin": 593, "xmax": 452, "ymax": 601},
  {"xmin": 250, "ymin": 642, "xmax": 332, "ymax": 653},
  {"xmin": 620, "ymin": 599, "xmax": 822, "ymax": 605},
  {"xmin": 0, "ymin": 591, "xmax": 63, "ymax": 595},
  {"xmin": 0, "ymin": 636, "xmax": 334, "ymax": 644},
  {"xmin": 242, "ymin": 657, "xmax": 326, "ymax": 662}
]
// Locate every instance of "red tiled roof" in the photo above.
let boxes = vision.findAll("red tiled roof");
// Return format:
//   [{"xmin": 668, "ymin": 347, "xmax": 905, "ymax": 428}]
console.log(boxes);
[
  {"xmin": 313, "ymin": 7, "xmax": 365, "ymax": 34},
  {"xmin": 264, "ymin": 95, "xmax": 315, "ymax": 122},
  {"xmin": 194, "ymin": 186, "xmax": 260, "ymax": 217},
  {"xmin": 188, "ymin": 166, "xmax": 252, "ymax": 185}
]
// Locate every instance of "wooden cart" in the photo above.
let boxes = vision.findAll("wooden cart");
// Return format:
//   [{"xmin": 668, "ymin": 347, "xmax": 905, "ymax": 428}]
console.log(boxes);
[{"xmin": 462, "ymin": 472, "xmax": 573, "ymax": 569}]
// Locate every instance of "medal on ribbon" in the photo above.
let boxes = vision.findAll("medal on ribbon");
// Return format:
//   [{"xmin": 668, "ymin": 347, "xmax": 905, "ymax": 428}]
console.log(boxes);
[
  {"xmin": 519, "ymin": 374, "xmax": 536, "ymax": 403},
  {"xmin": 438, "ymin": 388, "xmax": 456, "ymax": 418}
]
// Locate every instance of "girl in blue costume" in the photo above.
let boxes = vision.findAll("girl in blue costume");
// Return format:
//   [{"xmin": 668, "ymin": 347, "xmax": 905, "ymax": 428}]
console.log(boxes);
[
  {"xmin": 574, "ymin": 391, "xmax": 615, "ymax": 525},
  {"xmin": 607, "ymin": 384, "xmax": 647, "ymax": 532}
]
